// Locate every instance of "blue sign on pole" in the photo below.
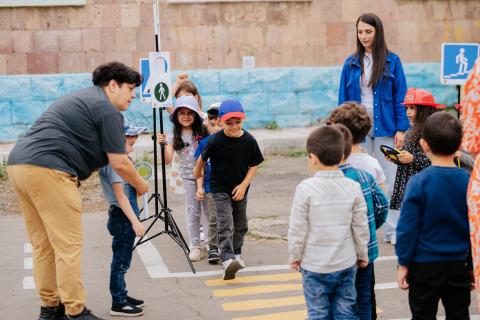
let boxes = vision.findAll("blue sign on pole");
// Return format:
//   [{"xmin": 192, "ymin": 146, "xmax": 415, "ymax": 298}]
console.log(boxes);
[
  {"xmin": 441, "ymin": 43, "xmax": 479, "ymax": 85},
  {"xmin": 139, "ymin": 58, "xmax": 151, "ymax": 103}
]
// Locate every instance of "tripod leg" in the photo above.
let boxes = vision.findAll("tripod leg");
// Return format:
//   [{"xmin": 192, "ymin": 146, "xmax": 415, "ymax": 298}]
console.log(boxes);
[
  {"xmin": 164, "ymin": 210, "xmax": 196, "ymax": 273},
  {"xmin": 134, "ymin": 212, "xmax": 163, "ymax": 249},
  {"xmin": 165, "ymin": 210, "xmax": 191, "ymax": 251}
]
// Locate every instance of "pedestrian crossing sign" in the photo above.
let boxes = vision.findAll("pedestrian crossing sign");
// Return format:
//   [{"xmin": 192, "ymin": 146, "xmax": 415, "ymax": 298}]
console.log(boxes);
[
  {"xmin": 441, "ymin": 43, "xmax": 479, "ymax": 85},
  {"xmin": 140, "ymin": 52, "xmax": 172, "ymax": 108}
]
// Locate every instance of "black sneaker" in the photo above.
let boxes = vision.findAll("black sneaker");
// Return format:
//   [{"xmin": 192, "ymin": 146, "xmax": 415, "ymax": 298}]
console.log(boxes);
[
  {"xmin": 67, "ymin": 307, "xmax": 105, "ymax": 320},
  {"xmin": 126, "ymin": 295, "xmax": 144, "ymax": 308},
  {"xmin": 208, "ymin": 247, "xmax": 220, "ymax": 264},
  {"xmin": 38, "ymin": 303, "xmax": 65, "ymax": 320},
  {"xmin": 110, "ymin": 302, "xmax": 144, "ymax": 317}
]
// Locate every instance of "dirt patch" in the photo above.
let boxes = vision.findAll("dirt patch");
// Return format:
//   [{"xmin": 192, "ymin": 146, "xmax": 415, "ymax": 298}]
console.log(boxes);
[
  {"xmin": 0, "ymin": 172, "xmax": 109, "ymax": 216},
  {"xmin": 0, "ymin": 154, "xmax": 309, "ymax": 220}
]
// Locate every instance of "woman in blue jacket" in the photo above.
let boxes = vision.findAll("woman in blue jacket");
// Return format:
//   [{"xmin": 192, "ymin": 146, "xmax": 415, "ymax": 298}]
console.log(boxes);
[
  {"xmin": 339, "ymin": 13, "xmax": 409, "ymax": 185},
  {"xmin": 338, "ymin": 13, "xmax": 409, "ymax": 318},
  {"xmin": 338, "ymin": 12, "xmax": 409, "ymax": 234}
]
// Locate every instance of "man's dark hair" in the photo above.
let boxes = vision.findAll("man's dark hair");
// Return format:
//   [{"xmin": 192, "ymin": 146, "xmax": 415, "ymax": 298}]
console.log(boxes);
[
  {"xmin": 92, "ymin": 61, "xmax": 142, "ymax": 87},
  {"xmin": 307, "ymin": 126, "xmax": 344, "ymax": 166},
  {"xmin": 328, "ymin": 102, "xmax": 372, "ymax": 144},
  {"xmin": 334, "ymin": 123, "xmax": 353, "ymax": 159},
  {"xmin": 421, "ymin": 112, "xmax": 462, "ymax": 156}
]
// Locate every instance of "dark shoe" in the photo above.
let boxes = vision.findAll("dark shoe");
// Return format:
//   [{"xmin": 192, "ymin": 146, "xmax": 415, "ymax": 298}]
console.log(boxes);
[
  {"xmin": 126, "ymin": 295, "xmax": 144, "ymax": 308},
  {"xmin": 222, "ymin": 259, "xmax": 241, "ymax": 280},
  {"xmin": 207, "ymin": 247, "xmax": 220, "ymax": 264},
  {"xmin": 38, "ymin": 303, "xmax": 65, "ymax": 320},
  {"xmin": 110, "ymin": 302, "xmax": 144, "ymax": 317},
  {"xmin": 67, "ymin": 307, "xmax": 105, "ymax": 320}
]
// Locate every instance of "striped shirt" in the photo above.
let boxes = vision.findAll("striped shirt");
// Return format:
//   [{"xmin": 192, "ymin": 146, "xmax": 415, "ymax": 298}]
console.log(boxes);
[{"xmin": 340, "ymin": 163, "xmax": 389, "ymax": 262}]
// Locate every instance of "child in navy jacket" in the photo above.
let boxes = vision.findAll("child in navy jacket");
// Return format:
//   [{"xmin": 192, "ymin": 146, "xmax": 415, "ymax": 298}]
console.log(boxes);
[{"xmin": 395, "ymin": 112, "xmax": 472, "ymax": 319}]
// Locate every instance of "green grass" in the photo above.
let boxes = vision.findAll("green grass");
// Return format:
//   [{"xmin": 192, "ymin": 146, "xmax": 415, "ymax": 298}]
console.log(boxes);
[
  {"xmin": 0, "ymin": 161, "xmax": 7, "ymax": 181},
  {"xmin": 272, "ymin": 150, "xmax": 307, "ymax": 158},
  {"xmin": 265, "ymin": 121, "xmax": 279, "ymax": 130}
]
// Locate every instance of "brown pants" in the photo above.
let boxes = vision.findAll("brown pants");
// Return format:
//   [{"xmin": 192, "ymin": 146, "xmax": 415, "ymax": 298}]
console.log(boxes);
[{"xmin": 7, "ymin": 164, "xmax": 85, "ymax": 316}]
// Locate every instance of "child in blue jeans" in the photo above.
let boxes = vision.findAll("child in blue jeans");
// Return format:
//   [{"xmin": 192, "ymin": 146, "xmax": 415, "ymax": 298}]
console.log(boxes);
[
  {"xmin": 336, "ymin": 124, "xmax": 389, "ymax": 320},
  {"xmin": 99, "ymin": 123, "xmax": 147, "ymax": 317},
  {"xmin": 288, "ymin": 125, "xmax": 370, "ymax": 320}
]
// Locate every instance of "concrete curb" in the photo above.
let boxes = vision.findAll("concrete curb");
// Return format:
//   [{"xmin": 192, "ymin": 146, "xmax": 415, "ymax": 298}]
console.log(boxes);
[{"xmin": 0, "ymin": 126, "xmax": 315, "ymax": 162}]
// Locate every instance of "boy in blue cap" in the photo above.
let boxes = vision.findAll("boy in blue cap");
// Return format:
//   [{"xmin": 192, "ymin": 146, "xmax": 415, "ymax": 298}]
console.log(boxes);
[
  {"xmin": 99, "ymin": 122, "xmax": 148, "ymax": 317},
  {"xmin": 194, "ymin": 99, "xmax": 264, "ymax": 280}
]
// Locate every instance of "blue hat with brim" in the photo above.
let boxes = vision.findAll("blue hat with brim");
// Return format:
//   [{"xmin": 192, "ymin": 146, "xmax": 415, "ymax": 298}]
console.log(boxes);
[
  {"xmin": 169, "ymin": 95, "xmax": 203, "ymax": 123},
  {"xmin": 123, "ymin": 122, "xmax": 148, "ymax": 137}
]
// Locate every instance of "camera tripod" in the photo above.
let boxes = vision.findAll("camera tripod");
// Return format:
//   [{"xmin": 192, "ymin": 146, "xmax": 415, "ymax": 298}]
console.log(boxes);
[{"xmin": 133, "ymin": 15, "xmax": 195, "ymax": 273}]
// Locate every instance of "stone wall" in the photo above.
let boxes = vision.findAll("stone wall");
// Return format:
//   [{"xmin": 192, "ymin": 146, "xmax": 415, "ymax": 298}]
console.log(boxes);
[
  {"xmin": 0, "ymin": 0, "xmax": 479, "ymax": 74},
  {"xmin": 0, "ymin": 63, "xmax": 458, "ymax": 142}
]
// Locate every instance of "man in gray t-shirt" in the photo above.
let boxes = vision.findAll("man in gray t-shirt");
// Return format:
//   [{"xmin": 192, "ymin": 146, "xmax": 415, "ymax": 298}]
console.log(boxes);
[{"xmin": 7, "ymin": 62, "xmax": 149, "ymax": 320}]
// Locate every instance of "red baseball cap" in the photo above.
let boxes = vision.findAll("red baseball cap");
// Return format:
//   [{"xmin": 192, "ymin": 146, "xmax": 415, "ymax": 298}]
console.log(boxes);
[
  {"xmin": 402, "ymin": 88, "xmax": 445, "ymax": 109},
  {"xmin": 219, "ymin": 99, "xmax": 246, "ymax": 122}
]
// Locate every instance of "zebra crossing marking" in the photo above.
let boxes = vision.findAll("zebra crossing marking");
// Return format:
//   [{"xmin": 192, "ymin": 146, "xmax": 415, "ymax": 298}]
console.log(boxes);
[
  {"xmin": 213, "ymin": 283, "xmax": 303, "ymax": 297},
  {"xmin": 231, "ymin": 309, "xmax": 307, "ymax": 320},
  {"xmin": 222, "ymin": 295, "xmax": 305, "ymax": 312},
  {"xmin": 205, "ymin": 272, "xmax": 300, "ymax": 287}
]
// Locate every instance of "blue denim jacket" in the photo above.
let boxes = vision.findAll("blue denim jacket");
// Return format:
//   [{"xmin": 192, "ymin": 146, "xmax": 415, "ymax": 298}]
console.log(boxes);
[{"xmin": 338, "ymin": 51, "xmax": 409, "ymax": 137}]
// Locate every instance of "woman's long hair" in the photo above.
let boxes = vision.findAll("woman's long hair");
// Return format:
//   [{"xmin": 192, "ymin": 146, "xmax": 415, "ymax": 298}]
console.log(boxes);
[
  {"xmin": 355, "ymin": 13, "xmax": 389, "ymax": 88},
  {"xmin": 411, "ymin": 105, "xmax": 437, "ymax": 143},
  {"xmin": 172, "ymin": 111, "xmax": 208, "ymax": 151}
]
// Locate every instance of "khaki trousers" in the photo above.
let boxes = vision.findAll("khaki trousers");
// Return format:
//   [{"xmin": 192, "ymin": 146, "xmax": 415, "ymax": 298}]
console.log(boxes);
[{"xmin": 7, "ymin": 164, "xmax": 85, "ymax": 316}]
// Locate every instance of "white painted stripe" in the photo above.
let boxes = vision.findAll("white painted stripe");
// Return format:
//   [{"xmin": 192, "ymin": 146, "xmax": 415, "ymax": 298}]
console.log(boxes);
[
  {"xmin": 23, "ymin": 276, "xmax": 35, "ymax": 290},
  {"xmin": 135, "ymin": 240, "xmax": 170, "ymax": 277},
  {"xmin": 24, "ymin": 257, "xmax": 32, "ymax": 270},
  {"xmin": 376, "ymin": 255, "xmax": 397, "ymax": 262},
  {"xmin": 374, "ymin": 282, "xmax": 398, "ymax": 290},
  {"xmin": 390, "ymin": 317, "xmax": 480, "ymax": 320},
  {"xmin": 152, "ymin": 265, "xmax": 291, "ymax": 279},
  {"xmin": 146, "ymin": 257, "xmax": 398, "ymax": 279},
  {"xmin": 24, "ymin": 243, "xmax": 32, "ymax": 253}
]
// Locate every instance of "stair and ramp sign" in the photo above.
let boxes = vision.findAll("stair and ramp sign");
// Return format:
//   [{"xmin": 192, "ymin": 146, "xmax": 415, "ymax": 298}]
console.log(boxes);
[{"xmin": 441, "ymin": 42, "xmax": 479, "ymax": 85}]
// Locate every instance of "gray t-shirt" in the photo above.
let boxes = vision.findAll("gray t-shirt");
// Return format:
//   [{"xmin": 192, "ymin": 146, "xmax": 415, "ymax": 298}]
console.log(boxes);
[
  {"xmin": 8, "ymin": 86, "xmax": 126, "ymax": 180},
  {"xmin": 99, "ymin": 164, "xmax": 123, "ymax": 207},
  {"xmin": 167, "ymin": 132, "xmax": 197, "ymax": 180}
]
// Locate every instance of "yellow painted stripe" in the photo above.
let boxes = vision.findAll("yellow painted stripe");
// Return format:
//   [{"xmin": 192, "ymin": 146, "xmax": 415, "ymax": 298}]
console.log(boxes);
[
  {"xmin": 213, "ymin": 284, "xmax": 302, "ymax": 297},
  {"xmin": 222, "ymin": 295, "xmax": 305, "ymax": 311},
  {"xmin": 205, "ymin": 273, "xmax": 301, "ymax": 287},
  {"xmin": 377, "ymin": 306, "xmax": 384, "ymax": 314},
  {"xmin": 232, "ymin": 309, "xmax": 307, "ymax": 320}
]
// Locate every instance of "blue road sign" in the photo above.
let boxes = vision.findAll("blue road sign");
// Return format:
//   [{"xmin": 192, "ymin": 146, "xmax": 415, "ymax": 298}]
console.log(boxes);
[
  {"xmin": 441, "ymin": 43, "xmax": 479, "ymax": 85},
  {"xmin": 140, "ymin": 58, "xmax": 151, "ymax": 103}
]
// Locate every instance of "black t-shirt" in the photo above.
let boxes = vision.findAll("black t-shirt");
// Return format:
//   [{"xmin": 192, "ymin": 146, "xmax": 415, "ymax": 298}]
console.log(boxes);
[
  {"xmin": 202, "ymin": 130, "xmax": 264, "ymax": 195},
  {"xmin": 8, "ymin": 86, "xmax": 126, "ymax": 181}
]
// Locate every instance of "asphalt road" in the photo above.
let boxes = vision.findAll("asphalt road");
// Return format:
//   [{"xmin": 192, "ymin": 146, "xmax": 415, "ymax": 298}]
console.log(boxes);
[{"xmin": 1, "ymin": 156, "xmax": 479, "ymax": 319}]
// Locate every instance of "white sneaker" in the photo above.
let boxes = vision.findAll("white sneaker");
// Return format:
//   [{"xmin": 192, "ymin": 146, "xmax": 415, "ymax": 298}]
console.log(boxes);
[
  {"xmin": 189, "ymin": 246, "xmax": 204, "ymax": 261},
  {"xmin": 390, "ymin": 235, "xmax": 397, "ymax": 245},
  {"xmin": 222, "ymin": 259, "xmax": 241, "ymax": 280},
  {"xmin": 235, "ymin": 254, "xmax": 246, "ymax": 269}
]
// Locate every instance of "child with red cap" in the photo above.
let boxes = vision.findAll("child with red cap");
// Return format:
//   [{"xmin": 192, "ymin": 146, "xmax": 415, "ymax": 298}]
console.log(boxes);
[
  {"xmin": 385, "ymin": 88, "xmax": 445, "ymax": 244},
  {"xmin": 194, "ymin": 99, "xmax": 264, "ymax": 280}
]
